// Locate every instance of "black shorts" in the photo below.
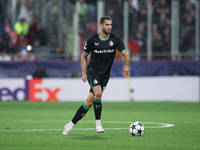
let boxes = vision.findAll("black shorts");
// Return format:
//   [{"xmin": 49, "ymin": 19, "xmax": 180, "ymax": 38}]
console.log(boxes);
[{"xmin": 87, "ymin": 67, "xmax": 109, "ymax": 94}]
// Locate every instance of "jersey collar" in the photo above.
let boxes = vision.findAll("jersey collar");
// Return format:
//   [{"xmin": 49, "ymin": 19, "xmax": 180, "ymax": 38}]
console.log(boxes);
[{"xmin": 98, "ymin": 33, "xmax": 110, "ymax": 42}]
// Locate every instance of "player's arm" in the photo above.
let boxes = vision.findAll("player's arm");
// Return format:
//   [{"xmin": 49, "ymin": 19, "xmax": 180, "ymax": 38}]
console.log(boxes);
[
  {"xmin": 81, "ymin": 52, "xmax": 88, "ymax": 82},
  {"xmin": 121, "ymin": 50, "xmax": 130, "ymax": 78}
]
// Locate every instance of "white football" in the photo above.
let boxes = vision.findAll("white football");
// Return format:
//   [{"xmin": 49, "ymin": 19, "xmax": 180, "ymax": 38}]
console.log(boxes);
[{"xmin": 129, "ymin": 121, "xmax": 145, "ymax": 136}]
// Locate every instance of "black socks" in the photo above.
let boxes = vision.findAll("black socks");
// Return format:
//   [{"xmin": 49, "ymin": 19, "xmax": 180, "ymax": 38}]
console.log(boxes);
[
  {"xmin": 72, "ymin": 103, "xmax": 89, "ymax": 124},
  {"xmin": 93, "ymin": 97, "xmax": 102, "ymax": 120},
  {"xmin": 71, "ymin": 97, "xmax": 102, "ymax": 124}
]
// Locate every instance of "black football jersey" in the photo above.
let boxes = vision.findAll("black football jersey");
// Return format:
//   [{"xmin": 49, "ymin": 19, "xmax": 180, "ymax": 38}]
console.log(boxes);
[{"xmin": 83, "ymin": 33, "xmax": 126, "ymax": 75}]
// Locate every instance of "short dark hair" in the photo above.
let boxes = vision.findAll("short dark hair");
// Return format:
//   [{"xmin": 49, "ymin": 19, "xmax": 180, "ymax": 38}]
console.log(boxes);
[
  {"xmin": 100, "ymin": 16, "xmax": 112, "ymax": 24},
  {"xmin": 20, "ymin": 18, "xmax": 26, "ymax": 22}
]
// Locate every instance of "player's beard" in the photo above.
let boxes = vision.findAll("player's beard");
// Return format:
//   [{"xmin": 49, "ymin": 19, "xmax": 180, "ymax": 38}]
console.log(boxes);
[{"xmin": 103, "ymin": 28, "xmax": 111, "ymax": 35}]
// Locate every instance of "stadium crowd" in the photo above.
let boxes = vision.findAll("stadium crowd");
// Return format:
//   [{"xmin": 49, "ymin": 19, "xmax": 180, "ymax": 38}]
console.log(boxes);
[{"xmin": 0, "ymin": 0, "xmax": 197, "ymax": 61}]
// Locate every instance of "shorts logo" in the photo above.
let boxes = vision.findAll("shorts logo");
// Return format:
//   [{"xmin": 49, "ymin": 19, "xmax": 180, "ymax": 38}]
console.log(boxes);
[
  {"xmin": 109, "ymin": 40, "xmax": 113, "ymax": 46},
  {"xmin": 93, "ymin": 79, "xmax": 98, "ymax": 84}
]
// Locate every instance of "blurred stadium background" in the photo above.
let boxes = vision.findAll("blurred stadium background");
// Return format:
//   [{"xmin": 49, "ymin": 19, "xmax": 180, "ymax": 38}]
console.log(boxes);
[{"xmin": 0, "ymin": 0, "xmax": 200, "ymax": 102}]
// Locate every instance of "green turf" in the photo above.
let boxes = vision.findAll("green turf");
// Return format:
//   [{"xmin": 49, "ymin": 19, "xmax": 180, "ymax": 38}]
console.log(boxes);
[{"xmin": 0, "ymin": 101, "xmax": 200, "ymax": 150}]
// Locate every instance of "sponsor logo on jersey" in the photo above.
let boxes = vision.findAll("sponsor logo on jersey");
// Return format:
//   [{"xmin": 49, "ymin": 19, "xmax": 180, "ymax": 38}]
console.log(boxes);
[
  {"xmin": 94, "ymin": 49, "xmax": 115, "ymax": 53},
  {"xmin": 109, "ymin": 40, "xmax": 113, "ymax": 46}
]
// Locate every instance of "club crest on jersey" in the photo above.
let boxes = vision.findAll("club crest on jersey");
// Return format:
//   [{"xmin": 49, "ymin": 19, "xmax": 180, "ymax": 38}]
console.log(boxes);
[{"xmin": 109, "ymin": 40, "xmax": 113, "ymax": 46}]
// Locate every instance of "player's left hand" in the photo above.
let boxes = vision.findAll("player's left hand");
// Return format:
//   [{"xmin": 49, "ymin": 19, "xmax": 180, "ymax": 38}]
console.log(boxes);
[{"xmin": 123, "ymin": 65, "xmax": 130, "ymax": 78}]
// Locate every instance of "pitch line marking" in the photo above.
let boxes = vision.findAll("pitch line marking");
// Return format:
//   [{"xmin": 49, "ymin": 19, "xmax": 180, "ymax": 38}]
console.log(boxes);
[{"xmin": 0, "ymin": 121, "xmax": 174, "ymax": 132}]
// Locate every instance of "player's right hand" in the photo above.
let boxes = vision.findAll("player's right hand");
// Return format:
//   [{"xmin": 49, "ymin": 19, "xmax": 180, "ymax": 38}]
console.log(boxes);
[{"xmin": 82, "ymin": 74, "xmax": 87, "ymax": 82}]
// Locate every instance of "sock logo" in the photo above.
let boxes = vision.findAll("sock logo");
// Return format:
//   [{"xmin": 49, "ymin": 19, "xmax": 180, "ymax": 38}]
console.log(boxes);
[
  {"xmin": 95, "ymin": 104, "xmax": 101, "ymax": 109},
  {"xmin": 81, "ymin": 113, "xmax": 85, "ymax": 117}
]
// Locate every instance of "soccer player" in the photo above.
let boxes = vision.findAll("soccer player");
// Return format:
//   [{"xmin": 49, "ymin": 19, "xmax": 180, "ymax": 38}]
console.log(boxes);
[{"xmin": 62, "ymin": 16, "xmax": 130, "ymax": 135}]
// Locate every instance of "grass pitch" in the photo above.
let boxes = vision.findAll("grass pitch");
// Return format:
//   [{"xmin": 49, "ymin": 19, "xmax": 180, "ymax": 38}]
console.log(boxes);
[{"xmin": 0, "ymin": 101, "xmax": 200, "ymax": 150}]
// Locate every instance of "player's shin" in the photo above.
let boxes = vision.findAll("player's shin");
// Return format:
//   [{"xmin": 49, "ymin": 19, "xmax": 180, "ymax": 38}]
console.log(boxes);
[
  {"xmin": 93, "ymin": 97, "xmax": 104, "ymax": 133},
  {"xmin": 72, "ymin": 103, "xmax": 90, "ymax": 124},
  {"xmin": 63, "ymin": 103, "xmax": 90, "ymax": 135},
  {"xmin": 93, "ymin": 97, "xmax": 102, "ymax": 120}
]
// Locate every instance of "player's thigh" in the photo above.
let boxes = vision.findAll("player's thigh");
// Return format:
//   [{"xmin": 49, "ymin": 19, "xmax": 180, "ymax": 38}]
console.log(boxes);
[
  {"xmin": 100, "ymin": 75, "xmax": 110, "ymax": 92},
  {"xmin": 92, "ymin": 75, "xmax": 109, "ymax": 98},
  {"xmin": 87, "ymin": 72, "xmax": 102, "ymax": 98},
  {"xmin": 87, "ymin": 69, "xmax": 100, "ymax": 89},
  {"xmin": 93, "ymin": 85, "xmax": 102, "ymax": 98}
]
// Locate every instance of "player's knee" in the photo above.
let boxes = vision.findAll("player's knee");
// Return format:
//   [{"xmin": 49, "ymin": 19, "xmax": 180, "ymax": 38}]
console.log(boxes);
[{"xmin": 95, "ymin": 91, "xmax": 102, "ymax": 99}]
